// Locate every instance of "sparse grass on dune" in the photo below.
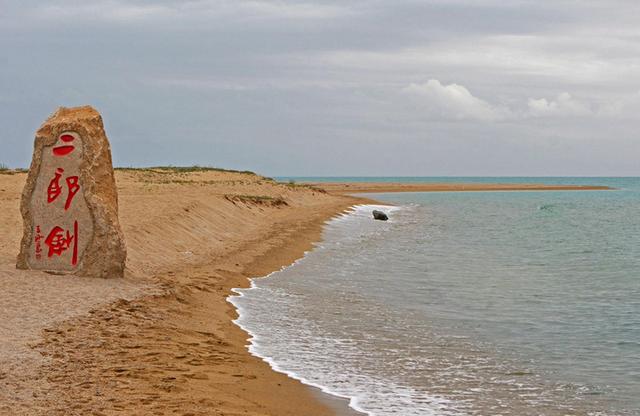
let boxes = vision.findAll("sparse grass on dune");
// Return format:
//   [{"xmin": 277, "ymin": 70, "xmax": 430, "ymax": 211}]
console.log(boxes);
[
  {"xmin": 0, "ymin": 164, "xmax": 27, "ymax": 175},
  {"xmin": 284, "ymin": 181, "xmax": 327, "ymax": 193},
  {"xmin": 115, "ymin": 166, "xmax": 283, "ymax": 188},
  {"xmin": 224, "ymin": 194, "xmax": 288, "ymax": 207},
  {"xmin": 134, "ymin": 178, "xmax": 255, "ymax": 186},
  {"xmin": 116, "ymin": 165, "xmax": 261, "ymax": 176}
]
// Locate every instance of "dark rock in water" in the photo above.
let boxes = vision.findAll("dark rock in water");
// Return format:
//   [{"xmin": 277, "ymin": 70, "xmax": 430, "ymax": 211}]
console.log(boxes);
[{"xmin": 372, "ymin": 210, "xmax": 388, "ymax": 221}]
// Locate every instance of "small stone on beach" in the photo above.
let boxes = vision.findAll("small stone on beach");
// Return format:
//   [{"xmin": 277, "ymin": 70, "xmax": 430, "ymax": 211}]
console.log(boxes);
[{"xmin": 372, "ymin": 210, "xmax": 388, "ymax": 221}]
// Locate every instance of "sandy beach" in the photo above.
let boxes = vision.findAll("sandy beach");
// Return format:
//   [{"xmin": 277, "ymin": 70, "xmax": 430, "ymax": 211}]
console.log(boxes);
[
  {"xmin": 1, "ymin": 168, "xmax": 366, "ymax": 416},
  {"xmin": 0, "ymin": 170, "xmax": 611, "ymax": 415}
]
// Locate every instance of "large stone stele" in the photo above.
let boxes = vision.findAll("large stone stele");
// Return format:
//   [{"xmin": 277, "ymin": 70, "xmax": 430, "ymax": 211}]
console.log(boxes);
[{"xmin": 17, "ymin": 106, "xmax": 126, "ymax": 278}]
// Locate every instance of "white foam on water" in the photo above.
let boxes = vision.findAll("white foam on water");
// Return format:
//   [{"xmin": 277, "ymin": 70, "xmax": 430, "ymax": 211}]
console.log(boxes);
[{"xmin": 227, "ymin": 204, "xmax": 463, "ymax": 416}]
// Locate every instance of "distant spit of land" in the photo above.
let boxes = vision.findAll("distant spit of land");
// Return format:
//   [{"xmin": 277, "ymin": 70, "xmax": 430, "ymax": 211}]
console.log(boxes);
[{"xmin": 309, "ymin": 182, "xmax": 612, "ymax": 194}]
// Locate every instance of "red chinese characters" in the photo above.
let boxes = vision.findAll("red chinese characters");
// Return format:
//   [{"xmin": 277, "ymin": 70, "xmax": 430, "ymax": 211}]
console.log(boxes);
[
  {"xmin": 52, "ymin": 134, "xmax": 76, "ymax": 156},
  {"xmin": 44, "ymin": 221, "xmax": 79, "ymax": 266},
  {"xmin": 47, "ymin": 168, "xmax": 80, "ymax": 210},
  {"xmin": 38, "ymin": 132, "xmax": 82, "ymax": 267},
  {"xmin": 34, "ymin": 225, "xmax": 44, "ymax": 260}
]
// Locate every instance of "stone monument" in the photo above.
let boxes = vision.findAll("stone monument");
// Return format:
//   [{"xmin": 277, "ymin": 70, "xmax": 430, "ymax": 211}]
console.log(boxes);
[{"xmin": 17, "ymin": 106, "xmax": 126, "ymax": 278}]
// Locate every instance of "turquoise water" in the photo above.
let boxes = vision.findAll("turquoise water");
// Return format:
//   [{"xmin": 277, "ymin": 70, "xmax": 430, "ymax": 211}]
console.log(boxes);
[{"xmin": 231, "ymin": 178, "xmax": 640, "ymax": 415}]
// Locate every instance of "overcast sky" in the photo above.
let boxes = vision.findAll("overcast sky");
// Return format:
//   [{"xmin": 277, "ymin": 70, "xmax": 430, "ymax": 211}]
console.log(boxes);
[{"xmin": 2, "ymin": 0, "xmax": 639, "ymax": 175}]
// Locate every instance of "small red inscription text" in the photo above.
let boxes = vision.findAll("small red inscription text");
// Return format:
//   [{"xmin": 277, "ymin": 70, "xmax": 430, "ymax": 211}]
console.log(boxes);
[{"xmin": 34, "ymin": 225, "xmax": 43, "ymax": 260}]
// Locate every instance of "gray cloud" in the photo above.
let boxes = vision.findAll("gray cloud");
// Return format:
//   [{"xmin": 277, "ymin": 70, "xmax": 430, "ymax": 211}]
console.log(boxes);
[{"xmin": 1, "ymin": 0, "xmax": 639, "ymax": 175}]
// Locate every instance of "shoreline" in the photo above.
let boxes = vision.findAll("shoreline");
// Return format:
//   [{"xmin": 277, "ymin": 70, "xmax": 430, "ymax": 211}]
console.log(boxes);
[
  {"xmin": 226, "ymin": 205, "xmax": 393, "ymax": 416},
  {"xmin": 213, "ymin": 198, "xmax": 371, "ymax": 416},
  {"xmin": 226, "ymin": 216, "xmax": 371, "ymax": 416},
  {"xmin": 228, "ymin": 203, "xmax": 405, "ymax": 416}
]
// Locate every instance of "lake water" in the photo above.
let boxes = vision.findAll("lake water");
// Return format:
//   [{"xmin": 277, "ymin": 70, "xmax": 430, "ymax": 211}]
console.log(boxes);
[{"xmin": 229, "ymin": 177, "xmax": 640, "ymax": 416}]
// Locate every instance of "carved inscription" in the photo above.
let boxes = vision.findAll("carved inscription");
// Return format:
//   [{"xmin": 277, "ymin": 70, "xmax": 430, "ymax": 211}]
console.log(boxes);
[{"xmin": 28, "ymin": 132, "xmax": 93, "ymax": 271}]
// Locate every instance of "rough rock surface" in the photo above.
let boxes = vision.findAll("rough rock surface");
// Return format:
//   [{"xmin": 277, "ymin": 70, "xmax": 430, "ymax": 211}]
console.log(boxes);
[
  {"xmin": 17, "ymin": 106, "xmax": 126, "ymax": 278},
  {"xmin": 372, "ymin": 210, "xmax": 388, "ymax": 221}
]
